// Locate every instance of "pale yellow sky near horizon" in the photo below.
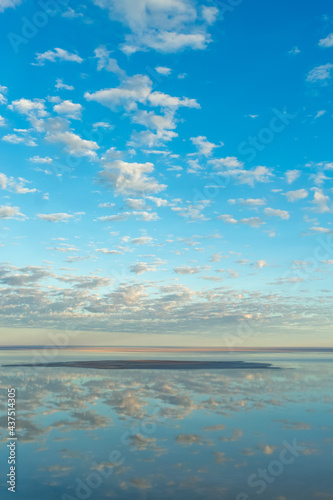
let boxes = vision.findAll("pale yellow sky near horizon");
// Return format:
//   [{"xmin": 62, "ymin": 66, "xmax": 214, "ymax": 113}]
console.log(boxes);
[{"xmin": 0, "ymin": 327, "xmax": 332, "ymax": 348}]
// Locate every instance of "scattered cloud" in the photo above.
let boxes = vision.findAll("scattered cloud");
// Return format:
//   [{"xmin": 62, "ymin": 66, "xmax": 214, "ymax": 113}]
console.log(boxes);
[{"xmin": 33, "ymin": 48, "xmax": 83, "ymax": 66}]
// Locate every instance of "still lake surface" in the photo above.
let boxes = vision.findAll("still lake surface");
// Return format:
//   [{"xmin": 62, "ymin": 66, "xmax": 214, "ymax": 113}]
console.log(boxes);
[{"xmin": 0, "ymin": 350, "xmax": 332, "ymax": 499}]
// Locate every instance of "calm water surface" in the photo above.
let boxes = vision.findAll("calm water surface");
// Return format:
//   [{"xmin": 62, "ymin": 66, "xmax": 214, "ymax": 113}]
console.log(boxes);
[{"xmin": 0, "ymin": 351, "xmax": 332, "ymax": 500}]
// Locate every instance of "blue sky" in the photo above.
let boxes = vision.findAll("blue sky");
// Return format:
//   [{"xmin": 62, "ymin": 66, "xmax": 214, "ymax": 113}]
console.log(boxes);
[{"xmin": 0, "ymin": 0, "xmax": 332, "ymax": 347}]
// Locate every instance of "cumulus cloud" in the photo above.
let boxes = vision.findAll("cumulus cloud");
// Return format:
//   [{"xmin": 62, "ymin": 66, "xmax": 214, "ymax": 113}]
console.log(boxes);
[
  {"xmin": 45, "ymin": 118, "xmax": 99, "ymax": 158},
  {"xmin": 0, "ymin": 172, "xmax": 36, "ymax": 194},
  {"xmin": 306, "ymin": 63, "xmax": 333, "ymax": 83},
  {"xmin": 130, "ymin": 262, "xmax": 157, "ymax": 274},
  {"xmin": 0, "ymin": 0, "xmax": 22, "ymax": 12},
  {"xmin": 310, "ymin": 188, "xmax": 331, "ymax": 213},
  {"xmin": 155, "ymin": 66, "xmax": 172, "ymax": 75},
  {"xmin": 256, "ymin": 260, "xmax": 268, "ymax": 269},
  {"xmin": 53, "ymin": 100, "xmax": 82, "ymax": 120},
  {"xmin": 228, "ymin": 198, "xmax": 266, "ymax": 207},
  {"xmin": 29, "ymin": 156, "xmax": 53, "ymax": 164},
  {"xmin": 96, "ymin": 160, "xmax": 167, "ymax": 195},
  {"xmin": 174, "ymin": 266, "xmax": 201, "ymax": 274},
  {"xmin": 85, "ymin": 74, "xmax": 153, "ymax": 112},
  {"xmin": 93, "ymin": 0, "xmax": 215, "ymax": 54},
  {"xmin": 318, "ymin": 33, "xmax": 333, "ymax": 48},
  {"xmin": 215, "ymin": 161, "xmax": 273, "ymax": 187},
  {"xmin": 285, "ymin": 169, "xmax": 300, "ymax": 184},
  {"xmin": 55, "ymin": 79, "xmax": 74, "ymax": 91},
  {"xmin": 285, "ymin": 189, "xmax": 308, "ymax": 202},
  {"xmin": 97, "ymin": 212, "xmax": 131, "ymax": 222},
  {"xmin": 9, "ymin": 98, "xmax": 47, "ymax": 117},
  {"xmin": 264, "ymin": 207, "xmax": 290, "ymax": 220},
  {"xmin": 190, "ymin": 135, "xmax": 220, "ymax": 156},
  {"xmin": 308, "ymin": 226, "xmax": 333, "ymax": 235},
  {"xmin": 33, "ymin": 48, "xmax": 83, "ymax": 66},
  {"xmin": 0, "ymin": 205, "xmax": 26, "ymax": 219},
  {"xmin": 131, "ymin": 236, "xmax": 153, "ymax": 245},
  {"xmin": 37, "ymin": 213, "xmax": 81, "ymax": 222},
  {"xmin": 2, "ymin": 133, "xmax": 37, "ymax": 147},
  {"xmin": 94, "ymin": 46, "xmax": 127, "ymax": 78},
  {"xmin": 0, "ymin": 84, "xmax": 7, "ymax": 104},
  {"xmin": 217, "ymin": 214, "xmax": 265, "ymax": 228}
]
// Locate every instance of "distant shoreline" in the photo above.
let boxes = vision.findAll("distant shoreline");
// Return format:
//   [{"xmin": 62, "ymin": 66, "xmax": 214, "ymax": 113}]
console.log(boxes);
[
  {"xmin": 0, "ymin": 346, "xmax": 332, "ymax": 352},
  {"xmin": 3, "ymin": 360, "xmax": 280, "ymax": 370}
]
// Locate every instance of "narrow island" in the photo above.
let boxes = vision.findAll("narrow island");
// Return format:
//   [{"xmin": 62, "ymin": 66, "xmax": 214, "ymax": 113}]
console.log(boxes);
[{"xmin": 3, "ymin": 360, "xmax": 280, "ymax": 370}]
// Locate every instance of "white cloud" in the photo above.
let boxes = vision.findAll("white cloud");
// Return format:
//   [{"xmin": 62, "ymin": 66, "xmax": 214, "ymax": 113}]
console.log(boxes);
[
  {"xmin": 97, "ymin": 160, "xmax": 167, "ymax": 195},
  {"xmin": 94, "ymin": 46, "xmax": 127, "ymax": 78},
  {"xmin": 92, "ymin": 0, "xmax": 214, "ymax": 54},
  {"xmin": 130, "ymin": 262, "xmax": 157, "ymax": 274},
  {"xmin": 0, "ymin": 205, "xmax": 25, "ymax": 219},
  {"xmin": 126, "ymin": 31, "xmax": 209, "ymax": 54},
  {"xmin": 33, "ymin": 48, "xmax": 83, "ymax": 66},
  {"xmin": 0, "ymin": 84, "xmax": 7, "ymax": 105},
  {"xmin": 85, "ymin": 74, "xmax": 152, "ymax": 111},
  {"xmin": 285, "ymin": 169, "xmax": 300, "ymax": 184},
  {"xmin": 93, "ymin": 122, "xmax": 113, "ymax": 130},
  {"xmin": 308, "ymin": 226, "xmax": 333, "ymax": 234},
  {"xmin": 98, "ymin": 202, "xmax": 115, "ymax": 208},
  {"xmin": 285, "ymin": 189, "xmax": 308, "ymax": 202},
  {"xmin": 173, "ymin": 200, "xmax": 211, "ymax": 222},
  {"xmin": 125, "ymin": 198, "xmax": 146, "ymax": 210},
  {"xmin": 45, "ymin": 119, "xmax": 99, "ymax": 158},
  {"xmin": 174, "ymin": 266, "xmax": 201, "ymax": 275},
  {"xmin": 0, "ymin": 172, "xmax": 36, "ymax": 194},
  {"xmin": 228, "ymin": 198, "xmax": 266, "ymax": 207},
  {"xmin": 288, "ymin": 46, "xmax": 300, "ymax": 55},
  {"xmin": 314, "ymin": 110, "xmax": 326, "ymax": 119},
  {"xmin": 133, "ymin": 210, "xmax": 159, "ymax": 221},
  {"xmin": 9, "ymin": 98, "xmax": 47, "ymax": 117},
  {"xmin": 220, "ymin": 165, "xmax": 273, "ymax": 187},
  {"xmin": 55, "ymin": 79, "xmax": 74, "ymax": 91},
  {"xmin": 212, "ymin": 156, "xmax": 243, "ymax": 168},
  {"xmin": 97, "ymin": 212, "xmax": 131, "ymax": 222},
  {"xmin": 146, "ymin": 196, "xmax": 169, "ymax": 207},
  {"xmin": 318, "ymin": 33, "xmax": 333, "ymax": 48},
  {"xmin": 148, "ymin": 91, "xmax": 200, "ymax": 109},
  {"xmin": 190, "ymin": 135, "xmax": 220, "ymax": 156},
  {"xmin": 210, "ymin": 253, "xmax": 228, "ymax": 262},
  {"xmin": 256, "ymin": 260, "xmax": 268, "ymax": 269},
  {"xmin": 217, "ymin": 214, "xmax": 265, "ymax": 228},
  {"xmin": 53, "ymin": 100, "xmax": 82, "ymax": 120},
  {"xmin": 2, "ymin": 134, "xmax": 37, "ymax": 147},
  {"xmin": 310, "ymin": 188, "xmax": 331, "ymax": 213},
  {"xmin": 29, "ymin": 156, "xmax": 53, "ymax": 164},
  {"xmin": 85, "ymin": 75, "xmax": 199, "ymax": 114},
  {"xmin": 131, "ymin": 236, "xmax": 153, "ymax": 245},
  {"xmin": 95, "ymin": 248, "xmax": 123, "ymax": 255},
  {"xmin": 264, "ymin": 207, "xmax": 290, "ymax": 220},
  {"xmin": 306, "ymin": 63, "xmax": 333, "ymax": 83},
  {"xmin": 0, "ymin": 0, "xmax": 21, "ymax": 12},
  {"xmin": 155, "ymin": 66, "xmax": 172, "ymax": 75},
  {"xmin": 37, "ymin": 213, "xmax": 79, "ymax": 222},
  {"xmin": 201, "ymin": 5, "xmax": 218, "ymax": 25},
  {"xmin": 217, "ymin": 214, "xmax": 237, "ymax": 224}
]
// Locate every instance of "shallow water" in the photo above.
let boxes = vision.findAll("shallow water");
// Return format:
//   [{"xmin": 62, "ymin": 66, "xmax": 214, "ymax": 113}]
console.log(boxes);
[{"xmin": 0, "ymin": 350, "xmax": 332, "ymax": 499}]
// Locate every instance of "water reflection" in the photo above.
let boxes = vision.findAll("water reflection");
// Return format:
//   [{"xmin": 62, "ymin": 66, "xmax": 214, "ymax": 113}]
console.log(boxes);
[{"xmin": 0, "ymin": 354, "xmax": 332, "ymax": 499}]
